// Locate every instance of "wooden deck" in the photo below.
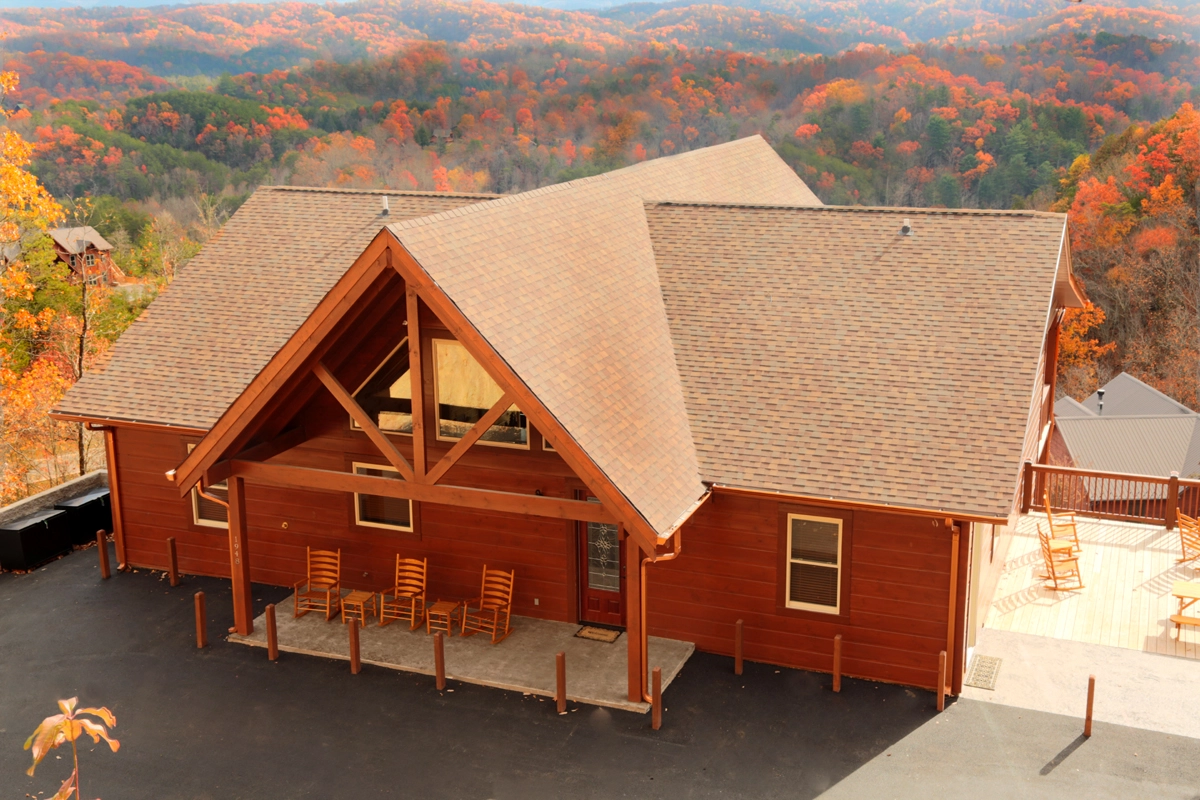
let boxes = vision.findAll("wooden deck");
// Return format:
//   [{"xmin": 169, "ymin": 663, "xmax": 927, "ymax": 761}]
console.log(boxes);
[{"xmin": 984, "ymin": 514, "xmax": 1200, "ymax": 658}]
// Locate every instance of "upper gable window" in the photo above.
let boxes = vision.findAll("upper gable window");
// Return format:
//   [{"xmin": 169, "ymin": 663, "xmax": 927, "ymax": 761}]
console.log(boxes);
[
  {"xmin": 352, "ymin": 338, "xmax": 413, "ymax": 434},
  {"xmin": 433, "ymin": 338, "xmax": 528, "ymax": 448}
]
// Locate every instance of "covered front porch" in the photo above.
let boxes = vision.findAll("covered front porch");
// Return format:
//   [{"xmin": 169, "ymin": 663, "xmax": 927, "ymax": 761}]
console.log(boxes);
[{"xmin": 230, "ymin": 597, "xmax": 695, "ymax": 713}]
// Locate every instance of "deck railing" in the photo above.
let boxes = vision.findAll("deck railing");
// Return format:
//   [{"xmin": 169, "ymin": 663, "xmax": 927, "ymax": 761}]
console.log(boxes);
[{"xmin": 1021, "ymin": 462, "xmax": 1200, "ymax": 528}]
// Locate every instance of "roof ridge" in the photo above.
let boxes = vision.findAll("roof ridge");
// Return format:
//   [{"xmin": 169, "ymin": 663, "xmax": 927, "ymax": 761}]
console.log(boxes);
[
  {"xmin": 647, "ymin": 201, "xmax": 1066, "ymax": 218},
  {"xmin": 386, "ymin": 136, "xmax": 770, "ymax": 235},
  {"xmin": 265, "ymin": 185, "xmax": 498, "ymax": 198},
  {"xmin": 1102, "ymin": 372, "xmax": 1195, "ymax": 411},
  {"xmin": 1058, "ymin": 414, "xmax": 1200, "ymax": 422}
]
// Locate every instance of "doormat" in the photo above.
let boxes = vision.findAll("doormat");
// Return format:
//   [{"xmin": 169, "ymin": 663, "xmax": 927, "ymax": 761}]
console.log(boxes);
[
  {"xmin": 965, "ymin": 655, "xmax": 1002, "ymax": 691},
  {"xmin": 575, "ymin": 626, "xmax": 620, "ymax": 643}
]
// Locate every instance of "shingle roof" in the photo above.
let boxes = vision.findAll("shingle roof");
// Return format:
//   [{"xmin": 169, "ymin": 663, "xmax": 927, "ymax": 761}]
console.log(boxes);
[
  {"xmin": 646, "ymin": 202, "xmax": 1068, "ymax": 520},
  {"xmin": 50, "ymin": 226, "xmax": 112, "ymax": 253},
  {"xmin": 1055, "ymin": 415, "xmax": 1200, "ymax": 483},
  {"xmin": 1081, "ymin": 372, "xmax": 1195, "ymax": 417},
  {"xmin": 56, "ymin": 188, "xmax": 494, "ymax": 429},
  {"xmin": 389, "ymin": 136, "xmax": 820, "ymax": 535}
]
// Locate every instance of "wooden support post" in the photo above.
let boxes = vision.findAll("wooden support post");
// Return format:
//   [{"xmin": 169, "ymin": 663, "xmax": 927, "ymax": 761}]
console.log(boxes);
[
  {"xmin": 651, "ymin": 666, "xmax": 662, "ymax": 731},
  {"xmin": 1084, "ymin": 675, "xmax": 1095, "ymax": 737},
  {"xmin": 1167, "ymin": 473, "xmax": 1180, "ymax": 530},
  {"xmin": 266, "ymin": 603, "xmax": 278, "ymax": 661},
  {"xmin": 406, "ymin": 288, "xmax": 426, "ymax": 481},
  {"xmin": 103, "ymin": 428, "xmax": 127, "ymax": 570},
  {"xmin": 945, "ymin": 523, "xmax": 961, "ymax": 696},
  {"xmin": 625, "ymin": 531, "xmax": 643, "ymax": 703},
  {"xmin": 194, "ymin": 592, "xmax": 207, "ymax": 649},
  {"xmin": 349, "ymin": 618, "xmax": 361, "ymax": 675},
  {"xmin": 1021, "ymin": 460, "xmax": 1034, "ymax": 514},
  {"xmin": 937, "ymin": 651, "xmax": 947, "ymax": 712},
  {"xmin": 734, "ymin": 619, "xmax": 744, "ymax": 676},
  {"xmin": 96, "ymin": 530, "xmax": 110, "ymax": 579},
  {"xmin": 434, "ymin": 631, "xmax": 446, "ymax": 690},
  {"xmin": 833, "ymin": 634, "xmax": 843, "ymax": 693},
  {"xmin": 167, "ymin": 537, "xmax": 179, "ymax": 587},
  {"xmin": 226, "ymin": 476, "xmax": 253, "ymax": 636},
  {"xmin": 556, "ymin": 651, "xmax": 567, "ymax": 714}
]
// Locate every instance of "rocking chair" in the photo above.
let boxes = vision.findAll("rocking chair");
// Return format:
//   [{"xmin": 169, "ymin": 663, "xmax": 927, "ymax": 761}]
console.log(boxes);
[
  {"xmin": 1044, "ymin": 490, "xmax": 1082, "ymax": 554},
  {"xmin": 380, "ymin": 556, "xmax": 427, "ymax": 629},
  {"xmin": 1178, "ymin": 512, "xmax": 1200, "ymax": 565},
  {"xmin": 461, "ymin": 565, "xmax": 514, "ymax": 643},
  {"xmin": 1037, "ymin": 524, "xmax": 1084, "ymax": 591},
  {"xmin": 293, "ymin": 547, "xmax": 341, "ymax": 620}
]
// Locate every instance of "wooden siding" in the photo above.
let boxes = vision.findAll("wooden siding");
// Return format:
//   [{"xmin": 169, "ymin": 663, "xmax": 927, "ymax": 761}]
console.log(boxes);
[{"xmin": 645, "ymin": 490, "xmax": 960, "ymax": 690}]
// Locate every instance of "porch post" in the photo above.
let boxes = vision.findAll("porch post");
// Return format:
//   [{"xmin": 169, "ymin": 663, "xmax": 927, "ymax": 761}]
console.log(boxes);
[
  {"xmin": 103, "ymin": 428, "xmax": 127, "ymax": 569},
  {"xmin": 227, "ymin": 476, "xmax": 254, "ymax": 635},
  {"xmin": 625, "ymin": 526, "xmax": 643, "ymax": 702}
]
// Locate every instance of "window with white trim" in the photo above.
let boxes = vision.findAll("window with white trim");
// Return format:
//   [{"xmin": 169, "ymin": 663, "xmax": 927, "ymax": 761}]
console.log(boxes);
[
  {"xmin": 85, "ymin": 253, "xmax": 95, "ymax": 267},
  {"xmin": 785, "ymin": 513, "xmax": 842, "ymax": 613},
  {"xmin": 433, "ymin": 338, "xmax": 527, "ymax": 448},
  {"xmin": 353, "ymin": 463, "xmax": 413, "ymax": 531},
  {"xmin": 187, "ymin": 444, "xmax": 228, "ymax": 528},
  {"xmin": 352, "ymin": 338, "xmax": 412, "ymax": 434}
]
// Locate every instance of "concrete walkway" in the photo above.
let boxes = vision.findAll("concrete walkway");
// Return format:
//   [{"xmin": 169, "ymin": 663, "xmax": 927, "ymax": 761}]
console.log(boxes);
[
  {"xmin": 229, "ymin": 594, "xmax": 694, "ymax": 712},
  {"xmin": 963, "ymin": 627, "xmax": 1200, "ymax": 739}
]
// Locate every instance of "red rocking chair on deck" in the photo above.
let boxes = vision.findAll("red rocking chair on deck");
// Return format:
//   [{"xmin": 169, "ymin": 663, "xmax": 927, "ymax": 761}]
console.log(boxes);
[
  {"xmin": 461, "ymin": 565, "xmax": 515, "ymax": 643},
  {"xmin": 294, "ymin": 548, "xmax": 341, "ymax": 620},
  {"xmin": 380, "ymin": 556, "xmax": 427, "ymax": 630}
]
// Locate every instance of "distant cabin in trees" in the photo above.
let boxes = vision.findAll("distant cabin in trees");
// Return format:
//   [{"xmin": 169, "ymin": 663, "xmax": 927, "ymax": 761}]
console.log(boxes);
[{"xmin": 49, "ymin": 227, "xmax": 126, "ymax": 287}]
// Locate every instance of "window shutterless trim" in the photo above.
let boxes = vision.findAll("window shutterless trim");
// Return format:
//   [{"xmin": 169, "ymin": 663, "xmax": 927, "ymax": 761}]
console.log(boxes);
[
  {"xmin": 351, "ymin": 462, "xmax": 415, "ymax": 532},
  {"xmin": 784, "ymin": 512, "xmax": 842, "ymax": 614},
  {"xmin": 776, "ymin": 503, "xmax": 853, "ymax": 621}
]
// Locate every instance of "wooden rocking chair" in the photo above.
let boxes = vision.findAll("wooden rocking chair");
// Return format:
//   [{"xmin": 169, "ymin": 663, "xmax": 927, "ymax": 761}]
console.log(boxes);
[
  {"xmin": 1177, "ymin": 512, "xmax": 1200, "ymax": 565},
  {"xmin": 293, "ymin": 548, "xmax": 341, "ymax": 620},
  {"xmin": 1044, "ymin": 490, "xmax": 1082, "ymax": 554},
  {"xmin": 380, "ymin": 556, "xmax": 427, "ymax": 630},
  {"xmin": 1037, "ymin": 524, "xmax": 1084, "ymax": 591},
  {"xmin": 461, "ymin": 565, "xmax": 514, "ymax": 644}
]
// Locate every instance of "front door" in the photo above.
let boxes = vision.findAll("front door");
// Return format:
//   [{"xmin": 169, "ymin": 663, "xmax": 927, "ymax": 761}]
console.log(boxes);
[{"xmin": 577, "ymin": 497, "xmax": 625, "ymax": 627}]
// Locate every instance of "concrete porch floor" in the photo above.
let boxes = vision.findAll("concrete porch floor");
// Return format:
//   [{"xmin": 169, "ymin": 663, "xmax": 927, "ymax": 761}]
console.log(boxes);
[{"xmin": 229, "ymin": 594, "xmax": 694, "ymax": 713}]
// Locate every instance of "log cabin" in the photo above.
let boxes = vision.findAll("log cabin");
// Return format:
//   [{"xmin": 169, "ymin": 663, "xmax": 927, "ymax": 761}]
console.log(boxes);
[
  {"xmin": 49, "ymin": 226, "xmax": 127, "ymax": 286},
  {"xmin": 52, "ymin": 135, "xmax": 1086, "ymax": 702}
]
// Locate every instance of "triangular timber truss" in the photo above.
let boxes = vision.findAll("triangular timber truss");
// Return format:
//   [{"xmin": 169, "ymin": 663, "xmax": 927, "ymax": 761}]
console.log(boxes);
[{"xmin": 171, "ymin": 231, "xmax": 692, "ymax": 633}]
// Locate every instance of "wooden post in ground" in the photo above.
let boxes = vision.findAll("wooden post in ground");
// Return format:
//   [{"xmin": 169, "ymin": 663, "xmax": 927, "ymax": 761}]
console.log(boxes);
[
  {"xmin": 1084, "ymin": 675, "xmax": 1095, "ymax": 737},
  {"xmin": 194, "ymin": 592, "xmax": 207, "ymax": 649},
  {"xmin": 937, "ymin": 650, "xmax": 947, "ymax": 712},
  {"xmin": 651, "ymin": 667, "xmax": 662, "ymax": 731},
  {"xmin": 349, "ymin": 618, "xmax": 361, "ymax": 675},
  {"xmin": 434, "ymin": 631, "xmax": 446, "ymax": 690},
  {"xmin": 96, "ymin": 530, "xmax": 110, "ymax": 579},
  {"xmin": 167, "ymin": 537, "xmax": 179, "ymax": 587},
  {"xmin": 833, "ymin": 634, "xmax": 843, "ymax": 693},
  {"xmin": 556, "ymin": 651, "xmax": 567, "ymax": 714},
  {"xmin": 266, "ymin": 603, "xmax": 279, "ymax": 661},
  {"xmin": 734, "ymin": 619, "xmax": 744, "ymax": 676}
]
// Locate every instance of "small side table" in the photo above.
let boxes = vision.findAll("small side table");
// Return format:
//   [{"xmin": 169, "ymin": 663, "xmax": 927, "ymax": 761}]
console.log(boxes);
[
  {"xmin": 341, "ymin": 590, "xmax": 378, "ymax": 626},
  {"xmin": 427, "ymin": 600, "xmax": 460, "ymax": 636}
]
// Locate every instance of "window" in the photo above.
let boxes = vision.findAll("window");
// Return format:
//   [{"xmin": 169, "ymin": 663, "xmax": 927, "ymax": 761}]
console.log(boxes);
[
  {"xmin": 542, "ymin": 434, "xmax": 555, "ymax": 451},
  {"xmin": 85, "ymin": 253, "xmax": 95, "ymax": 267},
  {"xmin": 785, "ymin": 514, "xmax": 842, "ymax": 613},
  {"xmin": 187, "ymin": 444, "xmax": 228, "ymax": 528},
  {"xmin": 352, "ymin": 338, "xmax": 412, "ymax": 434},
  {"xmin": 353, "ymin": 463, "xmax": 413, "ymax": 531},
  {"xmin": 433, "ymin": 339, "xmax": 527, "ymax": 448}
]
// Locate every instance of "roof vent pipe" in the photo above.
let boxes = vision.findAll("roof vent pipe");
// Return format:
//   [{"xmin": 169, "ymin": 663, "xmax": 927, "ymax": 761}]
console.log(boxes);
[
  {"xmin": 381, "ymin": 195, "xmax": 390, "ymax": 215},
  {"xmin": 900, "ymin": 218, "xmax": 912, "ymax": 236},
  {"xmin": 1097, "ymin": 388, "xmax": 1105, "ymax": 416}
]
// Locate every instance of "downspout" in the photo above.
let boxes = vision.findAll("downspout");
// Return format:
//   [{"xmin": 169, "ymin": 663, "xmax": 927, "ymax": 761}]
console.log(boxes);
[{"xmin": 640, "ymin": 530, "xmax": 682, "ymax": 703}]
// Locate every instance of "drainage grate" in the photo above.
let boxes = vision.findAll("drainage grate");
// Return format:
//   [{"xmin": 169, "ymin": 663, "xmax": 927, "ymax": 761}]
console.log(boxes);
[{"xmin": 965, "ymin": 654, "xmax": 1002, "ymax": 690}]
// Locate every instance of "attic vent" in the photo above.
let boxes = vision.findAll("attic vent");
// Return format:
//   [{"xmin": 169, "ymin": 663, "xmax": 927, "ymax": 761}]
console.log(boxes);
[
  {"xmin": 900, "ymin": 218, "xmax": 913, "ymax": 236},
  {"xmin": 381, "ymin": 195, "xmax": 390, "ymax": 215}
]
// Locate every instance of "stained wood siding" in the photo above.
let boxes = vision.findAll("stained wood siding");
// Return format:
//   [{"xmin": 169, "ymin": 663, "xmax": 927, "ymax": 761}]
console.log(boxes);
[{"xmin": 645, "ymin": 491, "xmax": 958, "ymax": 690}]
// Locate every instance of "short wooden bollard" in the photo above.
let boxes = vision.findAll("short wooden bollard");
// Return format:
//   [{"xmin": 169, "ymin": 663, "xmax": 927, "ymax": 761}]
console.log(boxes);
[
  {"xmin": 937, "ymin": 650, "xmax": 947, "ymax": 712},
  {"xmin": 734, "ymin": 619, "xmax": 744, "ymax": 676},
  {"xmin": 651, "ymin": 666, "xmax": 663, "ymax": 731},
  {"xmin": 434, "ymin": 631, "xmax": 446, "ymax": 690},
  {"xmin": 96, "ymin": 530, "xmax": 110, "ymax": 580},
  {"xmin": 349, "ymin": 618, "xmax": 361, "ymax": 675},
  {"xmin": 556, "ymin": 651, "xmax": 567, "ymax": 714},
  {"xmin": 266, "ymin": 603, "xmax": 279, "ymax": 661},
  {"xmin": 167, "ymin": 537, "xmax": 179, "ymax": 587},
  {"xmin": 194, "ymin": 591, "xmax": 207, "ymax": 649},
  {"xmin": 1084, "ymin": 675, "xmax": 1096, "ymax": 737},
  {"xmin": 832, "ymin": 634, "xmax": 843, "ymax": 693}
]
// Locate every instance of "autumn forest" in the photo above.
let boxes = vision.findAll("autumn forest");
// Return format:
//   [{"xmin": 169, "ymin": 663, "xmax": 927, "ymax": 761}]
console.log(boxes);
[{"xmin": 1, "ymin": 0, "xmax": 1199, "ymax": 500}]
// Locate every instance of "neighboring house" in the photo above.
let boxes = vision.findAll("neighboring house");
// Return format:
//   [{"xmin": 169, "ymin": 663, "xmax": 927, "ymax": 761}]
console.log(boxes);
[
  {"xmin": 1050, "ymin": 373, "xmax": 1200, "ymax": 516},
  {"xmin": 52, "ymin": 136, "xmax": 1084, "ymax": 700},
  {"xmin": 49, "ymin": 226, "xmax": 127, "ymax": 287}
]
